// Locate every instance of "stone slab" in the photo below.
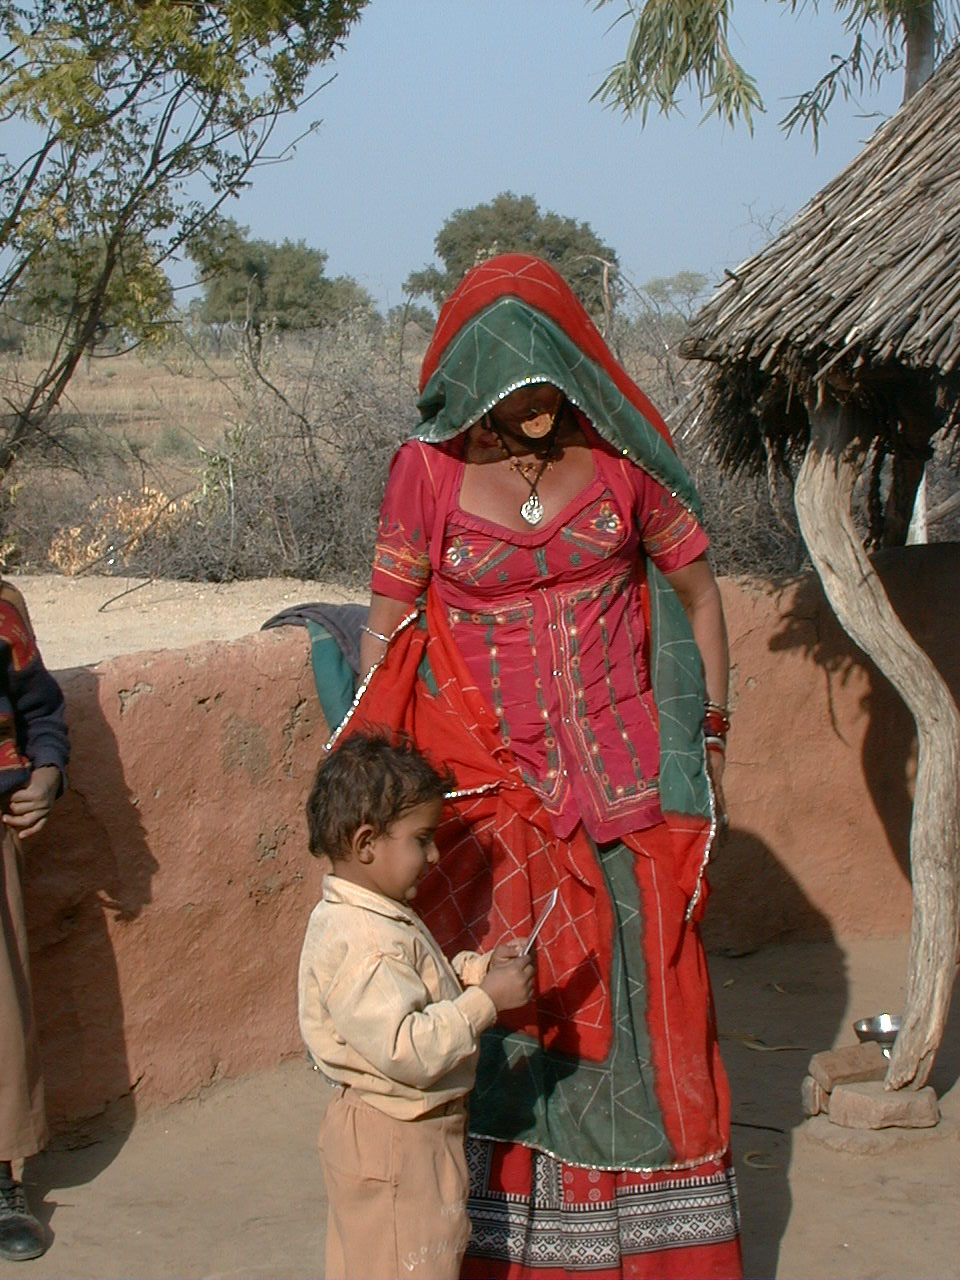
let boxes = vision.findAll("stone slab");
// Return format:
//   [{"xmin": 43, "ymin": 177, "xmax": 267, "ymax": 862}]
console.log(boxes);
[
  {"xmin": 801, "ymin": 1074, "xmax": 829, "ymax": 1117},
  {"xmin": 827, "ymin": 1081, "xmax": 940, "ymax": 1130},
  {"xmin": 801, "ymin": 1111, "xmax": 951, "ymax": 1155},
  {"xmin": 808, "ymin": 1041, "xmax": 889, "ymax": 1091}
]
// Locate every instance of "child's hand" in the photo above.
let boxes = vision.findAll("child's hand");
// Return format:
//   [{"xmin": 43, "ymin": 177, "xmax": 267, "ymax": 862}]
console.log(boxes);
[
  {"xmin": 3, "ymin": 765, "xmax": 60, "ymax": 838},
  {"xmin": 480, "ymin": 955, "xmax": 535, "ymax": 1012},
  {"xmin": 488, "ymin": 939, "xmax": 528, "ymax": 967}
]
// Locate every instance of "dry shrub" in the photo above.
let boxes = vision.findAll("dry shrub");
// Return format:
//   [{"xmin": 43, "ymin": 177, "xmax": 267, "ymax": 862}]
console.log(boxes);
[
  {"xmin": 1, "ymin": 307, "xmax": 871, "ymax": 585},
  {"xmin": 123, "ymin": 317, "xmax": 422, "ymax": 584},
  {"xmin": 46, "ymin": 488, "xmax": 189, "ymax": 575},
  {"xmin": 615, "ymin": 308, "xmax": 808, "ymax": 579}
]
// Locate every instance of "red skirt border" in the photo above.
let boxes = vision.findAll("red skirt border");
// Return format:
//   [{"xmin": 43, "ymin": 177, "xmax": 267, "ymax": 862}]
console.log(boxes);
[{"xmin": 460, "ymin": 1138, "xmax": 742, "ymax": 1279}]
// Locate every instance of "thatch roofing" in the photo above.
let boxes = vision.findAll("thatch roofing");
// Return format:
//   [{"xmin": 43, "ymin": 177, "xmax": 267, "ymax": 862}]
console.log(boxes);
[{"xmin": 682, "ymin": 43, "xmax": 960, "ymax": 475}]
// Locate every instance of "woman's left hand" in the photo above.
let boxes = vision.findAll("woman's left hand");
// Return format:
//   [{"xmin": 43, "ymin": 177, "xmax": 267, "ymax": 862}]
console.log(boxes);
[
  {"xmin": 664, "ymin": 557, "xmax": 731, "ymax": 845},
  {"xmin": 706, "ymin": 751, "xmax": 729, "ymax": 844}
]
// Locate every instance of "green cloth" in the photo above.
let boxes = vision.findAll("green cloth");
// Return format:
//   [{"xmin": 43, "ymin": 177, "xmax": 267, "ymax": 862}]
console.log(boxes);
[
  {"xmin": 306, "ymin": 621, "xmax": 356, "ymax": 733},
  {"xmin": 470, "ymin": 839, "xmax": 669, "ymax": 1168}
]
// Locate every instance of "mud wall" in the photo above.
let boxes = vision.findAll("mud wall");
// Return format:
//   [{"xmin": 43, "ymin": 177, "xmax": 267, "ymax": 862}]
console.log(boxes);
[
  {"xmin": 704, "ymin": 545, "xmax": 959, "ymax": 955},
  {"xmin": 24, "ymin": 546, "xmax": 958, "ymax": 1130},
  {"xmin": 26, "ymin": 630, "xmax": 329, "ymax": 1139}
]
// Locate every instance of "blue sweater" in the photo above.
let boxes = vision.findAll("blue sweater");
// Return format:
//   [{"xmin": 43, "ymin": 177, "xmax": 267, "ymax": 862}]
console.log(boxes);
[{"xmin": 0, "ymin": 595, "xmax": 70, "ymax": 797}]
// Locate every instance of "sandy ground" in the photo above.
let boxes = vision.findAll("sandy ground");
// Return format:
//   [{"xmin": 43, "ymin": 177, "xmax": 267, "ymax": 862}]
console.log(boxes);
[
  {"xmin": 13, "ymin": 574, "xmax": 365, "ymax": 672},
  {"xmin": 3, "ymin": 574, "xmax": 959, "ymax": 1280}
]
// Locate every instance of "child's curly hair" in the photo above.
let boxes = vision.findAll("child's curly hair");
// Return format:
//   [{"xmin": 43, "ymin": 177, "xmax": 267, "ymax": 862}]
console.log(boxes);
[{"xmin": 306, "ymin": 730, "xmax": 455, "ymax": 861}]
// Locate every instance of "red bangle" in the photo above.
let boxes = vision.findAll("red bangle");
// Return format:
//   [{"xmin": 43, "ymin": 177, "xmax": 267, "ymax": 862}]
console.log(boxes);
[
  {"xmin": 704, "ymin": 736, "xmax": 726, "ymax": 755},
  {"xmin": 703, "ymin": 709, "xmax": 730, "ymax": 739}
]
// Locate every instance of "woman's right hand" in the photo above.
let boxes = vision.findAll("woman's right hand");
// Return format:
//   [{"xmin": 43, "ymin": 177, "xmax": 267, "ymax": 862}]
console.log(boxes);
[
  {"xmin": 481, "ymin": 955, "xmax": 535, "ymax": 1012},
  {"xmin": 360, "ymin": 593, "xmax": 412, "ymax": 679}
]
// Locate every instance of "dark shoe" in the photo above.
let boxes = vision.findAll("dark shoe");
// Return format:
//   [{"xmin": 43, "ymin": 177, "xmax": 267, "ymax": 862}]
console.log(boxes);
[{"xmin": 0, "ymin": 1179, "xmax": 47, "ymax": 1261}]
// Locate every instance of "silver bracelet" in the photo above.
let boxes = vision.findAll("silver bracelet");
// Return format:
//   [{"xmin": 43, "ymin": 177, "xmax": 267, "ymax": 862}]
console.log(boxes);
[{"xmin": 361, "ymin": 624, "xmax": 391, "ymax": 645}]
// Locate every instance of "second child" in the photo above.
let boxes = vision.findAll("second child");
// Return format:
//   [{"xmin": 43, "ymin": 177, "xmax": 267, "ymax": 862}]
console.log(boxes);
[
  {"xmin": 1, "ymin": 579, "xmax": 70, "ymax": 1262},
  {"xmin": 298, "ymin": 731, "xmax": 535, "ymax": 1280}
]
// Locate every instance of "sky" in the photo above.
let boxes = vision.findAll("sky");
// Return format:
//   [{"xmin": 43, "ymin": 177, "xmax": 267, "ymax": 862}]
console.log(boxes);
[{"xmin": 217, "ymin": 1, "xmax": 904, "ymax": 311}]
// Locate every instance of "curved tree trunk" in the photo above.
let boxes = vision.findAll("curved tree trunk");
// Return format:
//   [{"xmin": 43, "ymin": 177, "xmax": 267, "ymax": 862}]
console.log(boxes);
[{"xmin": 795, "ymin": 396, "xmax": 960, "ymax": 1090}]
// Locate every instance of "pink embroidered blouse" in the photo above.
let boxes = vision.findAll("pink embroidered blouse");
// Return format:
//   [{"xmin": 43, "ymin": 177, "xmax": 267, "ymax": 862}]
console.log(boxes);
[{"xmin": 371, "ymin": 432, "xmax": 709, "ymax": 843}]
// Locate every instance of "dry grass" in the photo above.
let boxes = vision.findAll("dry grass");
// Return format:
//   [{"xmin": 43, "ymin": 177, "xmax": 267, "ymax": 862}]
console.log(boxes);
[
  {"xmin": 4, "ymin": 320, "xmax": 908, "ymax": 584},
  {"xmin": 0, "ymin": 347, "xmax": 247, "ymax": 515},
  {"xmin": 44, "ymin": 350, "xmax": 240, "ymax": 463},
  {"xmin": 0, "ymin": 325, "xmax": 419, "ymax": 581},
  {"xmin": 0, "ymin": 347, "xmax": 244, "ymax": 574}
]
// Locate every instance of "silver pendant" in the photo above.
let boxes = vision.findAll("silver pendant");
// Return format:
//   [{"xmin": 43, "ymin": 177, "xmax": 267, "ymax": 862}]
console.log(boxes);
[{"xmin": 521, "ymin": 492, "xmax": 544, "ymax": 526}]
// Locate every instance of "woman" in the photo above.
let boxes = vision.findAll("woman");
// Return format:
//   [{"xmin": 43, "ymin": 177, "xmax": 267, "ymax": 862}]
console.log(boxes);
[{"xmin": 340, "ymin": 254, "xmax": 740, "ymax": 1278}]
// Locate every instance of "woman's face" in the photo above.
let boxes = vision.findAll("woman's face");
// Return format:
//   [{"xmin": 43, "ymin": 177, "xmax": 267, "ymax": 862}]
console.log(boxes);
[{"xmin": 488, "ymin": 384, "xmax": 564, "ymax": 439}]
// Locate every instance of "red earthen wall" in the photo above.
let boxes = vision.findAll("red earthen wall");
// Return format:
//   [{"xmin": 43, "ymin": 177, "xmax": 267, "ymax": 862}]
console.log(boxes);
[
  {"xmin": 704, "ymin": 546, "xmax": 959, "ymax": 954},
  {"xmin": 23, "ymin": 546, "xmax": 958, "ymax": 1131}
]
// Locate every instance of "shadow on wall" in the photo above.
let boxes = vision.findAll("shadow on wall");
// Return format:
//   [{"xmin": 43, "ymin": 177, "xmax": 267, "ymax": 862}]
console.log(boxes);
[
  {"xmin": 703, "ymin": 827, "xmax": 836, "ymax": 957},
  {"xmin": 767, "ymin": 543, "xmax": 960, "ymax": 886},
  {"xmin": 23, "ymin": 665, "xmax": 157, "ymax": 1214},
  {"xmin": 705, "ymin": 827, "xmax": 846, "ymax": 1280}
]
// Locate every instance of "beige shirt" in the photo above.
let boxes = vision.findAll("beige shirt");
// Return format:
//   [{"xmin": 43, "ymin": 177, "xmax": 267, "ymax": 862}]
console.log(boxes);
[{"xmin": 298, "ymin": 875, "xmax": 497, "ymax": 1119}]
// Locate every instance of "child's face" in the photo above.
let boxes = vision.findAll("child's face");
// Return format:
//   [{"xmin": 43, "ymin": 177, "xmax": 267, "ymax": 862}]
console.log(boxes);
[{"xmin": 351, "ymin": 797, "xmax": 444, "ymax": 904}]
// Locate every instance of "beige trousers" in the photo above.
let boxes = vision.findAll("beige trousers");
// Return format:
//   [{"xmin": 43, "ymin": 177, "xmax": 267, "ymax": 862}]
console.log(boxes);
[
  {"xmin": 0, "ymin": 828, "xmax": 47, "ymax": 1160},
  {"xmin": 319, "ymin": 1091, "xmax": 471, "ymax": 1280}
]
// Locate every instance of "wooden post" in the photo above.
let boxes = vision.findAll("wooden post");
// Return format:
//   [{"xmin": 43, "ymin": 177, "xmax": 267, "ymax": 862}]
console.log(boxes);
[{"xmin": 794, "ymin": 393, "xmax": 960, "ymax": 1090}]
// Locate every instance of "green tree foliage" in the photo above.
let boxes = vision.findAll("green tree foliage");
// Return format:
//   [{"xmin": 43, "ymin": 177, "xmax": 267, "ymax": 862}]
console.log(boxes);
[
  {"xmin": 386, "ymin": 301, "xmax": 436, "ymax": 333},
  {"xmin": 405, "ymin": 192, "xmax": 621, "ymax": 319},
  {"xmin": 0, "ymin": 0, "xmax": 368, "ymax": 477},
  {"xmin": 189, "ymin": 220, "xmax": 376, "ymax": 344},
  {"xmin": 11, "ymin": 234, "xmax": 173, "ymax": 351},
  {"xmin": 325, "ymin": 274, "xmax": 379, "ymax": 324},
  {"xmin": 637, "ymin": 271, "xmax": 709, "ymax": 340},
  {"xmin": 188, "ymin": 219, "xmax": 265, "ymax": 336},
  {"xmin": 593, "ymin": 1, "xmax": 957, "ymax": 144}
]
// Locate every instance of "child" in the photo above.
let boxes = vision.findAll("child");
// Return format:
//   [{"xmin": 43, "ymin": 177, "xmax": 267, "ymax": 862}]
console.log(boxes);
[
  {"xmin": 0, "ymin": 580, "xmax": 69, "ymax": 1262},
  {"xmin": 298, "ymin": 731, "xmax": 534, "ymax": 1280}
]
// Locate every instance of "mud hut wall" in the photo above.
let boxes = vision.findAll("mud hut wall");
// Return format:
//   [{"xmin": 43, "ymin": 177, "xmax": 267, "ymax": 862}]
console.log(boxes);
[{"xmin": 29, "ymin": 559, "xmax": 954, "ymax": 1130}]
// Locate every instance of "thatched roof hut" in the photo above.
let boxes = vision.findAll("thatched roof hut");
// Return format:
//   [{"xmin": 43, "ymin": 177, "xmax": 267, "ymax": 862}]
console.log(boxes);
[
  {"xmin": 683, "ymin": 43, "xmax": 960, "ymax": 532},
  {"xmin": 680, "ymin": 47, "xmax": 960, "ymax": 1094}
]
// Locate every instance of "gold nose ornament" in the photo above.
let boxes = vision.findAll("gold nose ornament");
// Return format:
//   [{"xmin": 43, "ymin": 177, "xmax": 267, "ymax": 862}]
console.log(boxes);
[{"xmin": 520, "ymin": 411, "xmax": 555, "ymax": 439}]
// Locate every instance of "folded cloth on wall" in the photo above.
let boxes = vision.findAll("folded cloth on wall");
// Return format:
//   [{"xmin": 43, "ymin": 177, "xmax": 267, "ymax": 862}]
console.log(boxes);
[
  {"xmin": 261, "ymin": 602, "xmax": 367, "ymax": 731},
  {"xmin": 261, "ymin": 603, "xmax": 366, "ymax": 673}
]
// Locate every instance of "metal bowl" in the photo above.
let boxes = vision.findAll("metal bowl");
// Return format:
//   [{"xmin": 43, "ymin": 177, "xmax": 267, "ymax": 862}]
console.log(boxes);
[{"xmin": 853, "ymin": 1012, "xmax": 902, "ymax": 1058}]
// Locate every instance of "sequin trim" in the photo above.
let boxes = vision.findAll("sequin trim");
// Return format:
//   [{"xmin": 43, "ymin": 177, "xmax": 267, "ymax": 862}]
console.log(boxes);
[
  {"xmin": 466, "ymin": 1130, "xmax": 730, "ymax": 1176},
  {"xmin": 685, "ymin": 738, "xmax": 717, "ymax": 921}
]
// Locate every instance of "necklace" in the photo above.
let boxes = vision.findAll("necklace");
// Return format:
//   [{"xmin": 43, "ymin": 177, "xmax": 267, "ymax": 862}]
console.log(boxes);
[{"xmin": 489, "ymin": 412, "xmax": 562, "ymax": 526}]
